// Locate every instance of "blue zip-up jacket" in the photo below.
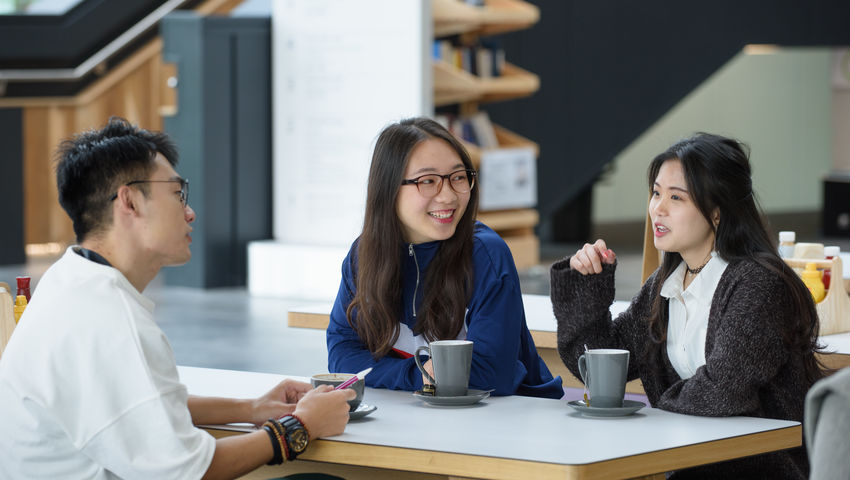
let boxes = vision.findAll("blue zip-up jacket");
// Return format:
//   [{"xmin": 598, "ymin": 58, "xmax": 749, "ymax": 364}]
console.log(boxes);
[{"xmin": 327, "ymin": 222, "xmax": 563, "ymax": 399}]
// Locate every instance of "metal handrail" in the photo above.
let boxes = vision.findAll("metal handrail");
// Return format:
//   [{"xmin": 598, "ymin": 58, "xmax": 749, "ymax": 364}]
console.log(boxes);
[{"xmin": 0, "ymin": 0, "xmax": 187, "ymax": 82}]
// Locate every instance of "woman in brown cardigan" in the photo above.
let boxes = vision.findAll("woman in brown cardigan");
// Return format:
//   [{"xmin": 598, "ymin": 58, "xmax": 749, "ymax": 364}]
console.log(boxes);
[{"xmin": 550, "ymin": 133, "xmax": 825, "ymax": 479}]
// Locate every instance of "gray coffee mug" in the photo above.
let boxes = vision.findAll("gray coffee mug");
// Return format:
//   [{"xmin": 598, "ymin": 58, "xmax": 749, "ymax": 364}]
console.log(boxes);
[
  {"xmin": 414, "ymin": 340, "xmax": 473, "ymax": 397},
  {"xmin": 578, "ymin": 348, "xmax": 629, "ymax": 408},
  {"xmin": 310, "ymin": 373, "xmax": 364, "ymax": 412}
]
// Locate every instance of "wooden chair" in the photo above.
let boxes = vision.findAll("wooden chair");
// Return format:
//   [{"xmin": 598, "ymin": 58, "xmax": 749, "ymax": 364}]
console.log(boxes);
[
  {"xmin": 640, "ymin": 211, "xmax": 662, "ymax": 283},
  {"xmin": 0, "ymin": 281, "xmax": 16, "ymax": 358}
]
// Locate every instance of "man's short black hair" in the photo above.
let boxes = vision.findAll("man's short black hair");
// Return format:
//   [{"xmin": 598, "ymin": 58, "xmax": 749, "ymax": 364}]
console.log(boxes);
[{"xmin": 55, "ymin": 117, "xmax": 179, "ymax": 242}]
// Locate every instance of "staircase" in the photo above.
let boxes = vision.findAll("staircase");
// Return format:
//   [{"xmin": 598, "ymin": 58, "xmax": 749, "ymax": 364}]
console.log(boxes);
[{"xmin": 486, "ymin": 0, "xmax": 850, "ymax": 241}]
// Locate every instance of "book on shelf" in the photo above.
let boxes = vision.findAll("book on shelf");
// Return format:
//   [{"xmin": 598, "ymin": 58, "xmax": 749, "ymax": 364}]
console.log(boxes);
[
  {"xmin": 433, "ymin": 111, "xmax": 498, "ymax": 149},
  {"xmin": 432, "ymin": 39, "xmax": 504, "ymax": 78},
  {"xmin": 460, "ymin": 120, "xmax": 479, "ymax": 145},
  {"xmin": 477, "ymin": 40, "xmax": 504, "ymax": 78},
  {"xmin": 467, "ymin": 111, "xmax": 499, "ymax": 149}
]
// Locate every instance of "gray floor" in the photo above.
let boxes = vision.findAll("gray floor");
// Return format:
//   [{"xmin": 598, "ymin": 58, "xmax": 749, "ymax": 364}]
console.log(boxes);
[{"xmin": 0, "ymin": 242, "xmax": 646, "ymax": 379}]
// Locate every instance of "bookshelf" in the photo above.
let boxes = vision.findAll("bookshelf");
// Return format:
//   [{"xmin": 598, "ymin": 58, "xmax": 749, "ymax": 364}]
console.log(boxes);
[
  {"xmin": 433, "ymin": 0, "xmax": 539, "ymax": 37},
  {"xmin": 433, "ymin": 0, "xmax": 541, "ymax": 268},
  {"xmin": 433, "ymin": 61, "xmax": 539, "ymax": 107}
]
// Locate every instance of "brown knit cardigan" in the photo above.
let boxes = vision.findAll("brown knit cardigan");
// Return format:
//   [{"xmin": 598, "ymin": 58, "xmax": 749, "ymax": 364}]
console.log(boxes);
[{"xmin": 550, "ymin": 257, "xmax": 814, "ymax": 479}]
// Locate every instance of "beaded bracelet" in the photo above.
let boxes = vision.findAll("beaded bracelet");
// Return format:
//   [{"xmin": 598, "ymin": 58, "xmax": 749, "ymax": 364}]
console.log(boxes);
[
  {"xmin": 262, "ymin": 424, "xmax": 283, "ymax": 465},
  {"xmin": 268, "ymin": 418, "xmax": 290, "ymax": 461}
]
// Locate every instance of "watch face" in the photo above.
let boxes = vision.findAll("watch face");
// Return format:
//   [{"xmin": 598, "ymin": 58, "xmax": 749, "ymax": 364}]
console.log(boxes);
[{"xmin": 289, "ymin": 428, "xmax": 309, "ymax": 453}]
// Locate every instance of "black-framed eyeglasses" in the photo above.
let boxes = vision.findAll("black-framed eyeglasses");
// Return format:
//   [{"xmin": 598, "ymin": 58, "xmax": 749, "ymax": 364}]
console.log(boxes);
[
  {"xmin": 401, "ymin": 169, "xmax": 476, "ymax": 197},
  {"xmin": 109, "ymin": 179, "xmax": 189, "ymax": 207}
]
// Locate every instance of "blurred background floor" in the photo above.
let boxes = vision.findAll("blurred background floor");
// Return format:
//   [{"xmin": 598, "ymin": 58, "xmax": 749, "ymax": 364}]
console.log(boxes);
[
  {"xmin": 4, "ymin": 236, "xmax": 848, "ymax": 378},
  {"xmin": 2, "ymin": 242, "xmax": 645, "ymax": 377}
]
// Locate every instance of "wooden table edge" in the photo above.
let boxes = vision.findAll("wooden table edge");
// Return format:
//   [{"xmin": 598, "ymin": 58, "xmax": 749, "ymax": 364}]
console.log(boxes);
[
  {"xmin": 205, "ymin": 428, "xmax": 569, "ymax": 479},
  {"xmin": 288, "ymin": 311, "xmax": 330, "ymax": 329},
  {"xmin": 577, "ymin": 424, "xmax": 802, "ymax": 480},
  {"xmin": 204, "ymin": 424, "xmax": 799, "ymax": 480}
]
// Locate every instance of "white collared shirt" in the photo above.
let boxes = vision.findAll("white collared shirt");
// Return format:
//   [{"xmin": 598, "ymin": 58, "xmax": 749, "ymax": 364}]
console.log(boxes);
[
  {"xmin": 0, "ymin": 248, "xmax": 214, "ymax": 478},
  {"xmin": 660, "ymin": 251, "xmax": 728, "ymax": 379}
]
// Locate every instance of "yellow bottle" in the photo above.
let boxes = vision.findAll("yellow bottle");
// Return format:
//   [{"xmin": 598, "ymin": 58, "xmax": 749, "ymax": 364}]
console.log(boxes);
[
  {"xmin": 13, "ymin": 295, "xmax": 28, "ymax": 324},
  {"xmin": 801, "ymin": 263, "xmax": 826, "ymax": 304}
]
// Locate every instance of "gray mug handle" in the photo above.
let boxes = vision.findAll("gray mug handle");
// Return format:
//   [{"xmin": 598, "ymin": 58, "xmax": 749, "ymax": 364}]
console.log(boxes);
[
  {"xmin": 578, "ymin": 354, "xmax": 590, "ymax": 390},
  {"xmin": 414, "ymin": 345, "xmax": 436, "ymax": 385}
]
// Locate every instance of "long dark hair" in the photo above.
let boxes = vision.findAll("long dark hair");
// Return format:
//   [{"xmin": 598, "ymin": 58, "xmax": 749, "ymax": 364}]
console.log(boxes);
[
  {"xmin": 347, "ymin": 117, "xmax": 479, "ymax": 358},
  {"xmin": 646, "ymin": 133, "xmax": 824, "ymax": 383}
]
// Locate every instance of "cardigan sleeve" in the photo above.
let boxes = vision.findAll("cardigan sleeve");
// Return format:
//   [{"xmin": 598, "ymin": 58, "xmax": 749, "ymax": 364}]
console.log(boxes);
[
  {"xmin": 655, "ymin": 265, "xmax": 793, "ymax": 416},
  {"xmin": 550, "ymin": 257, "xmax": 654, "ymax": 384}
]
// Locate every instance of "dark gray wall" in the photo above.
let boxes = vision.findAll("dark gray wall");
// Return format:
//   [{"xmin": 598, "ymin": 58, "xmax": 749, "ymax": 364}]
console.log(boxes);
[
  {"xmin": 487, "ymin": 0, "xmax": 850, "ymax": 242},
  {"xmin": 161, "ymin": 12, "xmax": 272, "ymax": 288},
  {"xmin": 0, "ymin": 108, "xmax": 25, "ymax": 266}
]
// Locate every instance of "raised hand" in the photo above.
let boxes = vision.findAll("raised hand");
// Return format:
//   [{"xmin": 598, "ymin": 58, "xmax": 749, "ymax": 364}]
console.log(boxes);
[{"xmin": 569, "ymin": 239, "xmax": 616, "ymax": 275}]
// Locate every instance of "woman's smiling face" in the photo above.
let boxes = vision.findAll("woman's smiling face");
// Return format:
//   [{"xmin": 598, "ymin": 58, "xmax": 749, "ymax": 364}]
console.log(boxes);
[{"xmin": 396, "ymin": 138, "xmax": 470, "ymax": 244}]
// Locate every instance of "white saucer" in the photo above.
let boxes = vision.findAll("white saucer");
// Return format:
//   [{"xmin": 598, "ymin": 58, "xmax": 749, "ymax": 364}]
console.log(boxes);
[
  {"xmin": 413, "ymin": 389, "xmax": 492, "ymax": 406},
  {"xmin": 349, "ymin": 403, "xmax": 377, "ymax": 420},
  {"xmin": 567, "ymin": 399, "xmax": 646, "ymax": 417}
]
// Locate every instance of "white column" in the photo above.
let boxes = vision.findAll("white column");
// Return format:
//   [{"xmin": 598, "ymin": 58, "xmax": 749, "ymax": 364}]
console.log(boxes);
[{"xmin": 249, "ymin": 0, "xmax": 432, "ymax": 299}]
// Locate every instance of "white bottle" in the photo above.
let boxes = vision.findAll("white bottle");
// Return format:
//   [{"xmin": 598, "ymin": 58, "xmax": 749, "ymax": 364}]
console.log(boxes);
[{"xmin": 778, "ymin": 231, "xmax": 795, "ymax": 259}]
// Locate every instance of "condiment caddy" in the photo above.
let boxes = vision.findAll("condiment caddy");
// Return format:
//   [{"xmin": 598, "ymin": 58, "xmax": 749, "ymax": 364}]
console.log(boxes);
[
  {"xmin": 0, "ymin": 281, "xmax": 15, "ymax": 358},
  {"xmin": 783, "ymin": 256, "xmax": 850, "ymax": 335}
]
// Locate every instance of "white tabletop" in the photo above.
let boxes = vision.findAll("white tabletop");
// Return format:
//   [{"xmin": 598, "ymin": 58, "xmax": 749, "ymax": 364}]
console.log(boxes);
[
  {"xmin": 522, "ymin": 295, "xmax": 850, "ymax": 356},
  {"xmin": 822, "ymin": 332, "xmax": 850, "ymax": 355},
  {"xmin": 287, "ymin": 294, "xmax": 629, "ymax": 335},
  {"xmin": 179, "ymin": 365, "xmax": 799, "ymax": 466},
  {"xmin": 522, "ymin": 294, "xmax": 628, "ymax": 334},
  {"xmin": 288, "ymin": 295, "xmax": 848, "ymax": 357},
  {"xmin": 289, "ymin": 303, "xmax": 334, "ymax": 316}
]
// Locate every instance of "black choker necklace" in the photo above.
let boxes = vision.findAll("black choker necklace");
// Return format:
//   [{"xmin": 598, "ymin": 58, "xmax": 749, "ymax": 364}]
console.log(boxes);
[{"xmin": 686, "ymin": 256, "xmax": 711, "ymax": 275}]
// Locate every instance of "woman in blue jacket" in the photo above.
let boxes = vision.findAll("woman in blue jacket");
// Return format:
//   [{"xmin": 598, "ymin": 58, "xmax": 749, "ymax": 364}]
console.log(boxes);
[{"xmin": 326, "ymin": 117, "xmax": 562, "ymax": 399}]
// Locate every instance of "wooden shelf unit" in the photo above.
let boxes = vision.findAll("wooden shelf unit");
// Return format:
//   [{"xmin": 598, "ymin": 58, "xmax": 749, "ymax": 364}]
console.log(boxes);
[
  {"xmin": 462, "ymin": 124, "xmax": 539, "ymax": 169},
  {"xmin": 477, "ymin": 209, "xmax": 540, "ymax": 269},
  {"xmin": 432, "ymin": 0, "xmax": 541, "ymax": 269},
  {"xmin": 433, "ymin": 0, "xmax": 540, "ymax": 37},
  {"xmin": 433, "ymin": 61, "xmax": 539, "ymax": 107}
]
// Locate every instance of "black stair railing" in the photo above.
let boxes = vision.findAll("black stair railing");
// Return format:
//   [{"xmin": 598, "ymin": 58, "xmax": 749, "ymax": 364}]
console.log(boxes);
[{"xmin": 0, "ymin": 0, "xmax": 191, "ymax": 97}]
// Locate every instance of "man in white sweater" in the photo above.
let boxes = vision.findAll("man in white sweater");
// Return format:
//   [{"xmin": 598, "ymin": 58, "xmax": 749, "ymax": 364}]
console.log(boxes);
[{"xmin": 0, "ymin": 117, "xmax": 354, "ymax": 479}]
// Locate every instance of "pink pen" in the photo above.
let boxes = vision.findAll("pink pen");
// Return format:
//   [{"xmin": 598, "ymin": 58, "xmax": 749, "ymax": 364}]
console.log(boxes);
[{"xmin": 335, "ymin": 367, "xmax": 372, "ymax": 390}]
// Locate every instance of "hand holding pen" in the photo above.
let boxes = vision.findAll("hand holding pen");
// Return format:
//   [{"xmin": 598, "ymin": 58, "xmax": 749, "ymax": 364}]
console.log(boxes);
[{"xmin": 335, "ymin": 367, "xmax": 372, "ymax": 390}]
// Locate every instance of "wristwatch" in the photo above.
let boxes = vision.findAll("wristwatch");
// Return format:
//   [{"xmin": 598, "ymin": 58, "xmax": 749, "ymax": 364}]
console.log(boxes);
[{"xmin": 280, "ymin": 415, "xmax": 309, "ymax": 460}]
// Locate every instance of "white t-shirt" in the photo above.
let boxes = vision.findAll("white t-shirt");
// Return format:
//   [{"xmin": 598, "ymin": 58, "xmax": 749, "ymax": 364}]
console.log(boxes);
[
  {"xmin": 0, "ymin": 248, "xmax": 215, "ymax": 479},
  {"xmin": 660, "ymin": 252, "xmax": 728, "ymax": 380}
]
